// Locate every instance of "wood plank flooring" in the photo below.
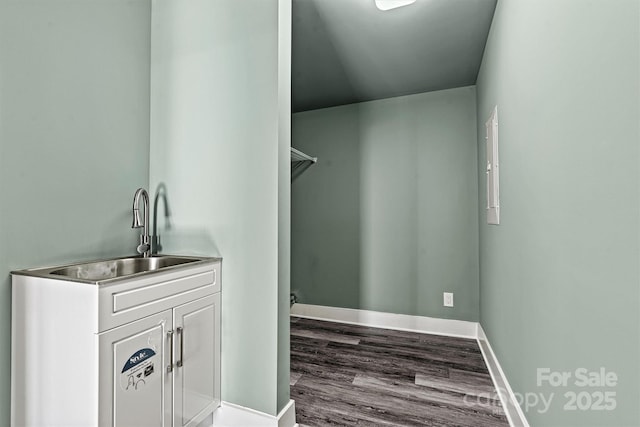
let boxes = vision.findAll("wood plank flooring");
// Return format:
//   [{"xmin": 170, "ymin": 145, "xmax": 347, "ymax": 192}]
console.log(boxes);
[{"xmin": 291, "ymin": 317, "xmax": 509, "ymax": 427}]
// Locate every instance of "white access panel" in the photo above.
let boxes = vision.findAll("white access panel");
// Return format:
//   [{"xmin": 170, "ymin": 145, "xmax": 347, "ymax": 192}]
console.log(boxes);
[{"xmin": 485, "ymin": 106, "xmax": 500, "ymax": 224}]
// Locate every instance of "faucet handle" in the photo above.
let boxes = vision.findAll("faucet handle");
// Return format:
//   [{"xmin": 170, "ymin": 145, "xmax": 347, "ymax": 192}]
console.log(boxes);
[{"xmin": 137, "ymin": 234, "xmax": 151, "ymax": 256}]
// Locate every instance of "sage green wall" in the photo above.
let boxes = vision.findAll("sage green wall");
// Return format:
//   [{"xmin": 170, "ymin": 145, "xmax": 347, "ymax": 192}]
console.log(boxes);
[
  {"xmin": 149, "ymin": 0, "xmax": 290, "ymax": 416},
  {"xmin": 476, "ymin": 1, "xmax": 639, "ymax": 426},
  {"xmin": 292, "ymin": 86, "xmax": 479, "ymax": 322},
  {"xmin": 0, "ymin": 1, "xmax": 150, "ymax": 425}
]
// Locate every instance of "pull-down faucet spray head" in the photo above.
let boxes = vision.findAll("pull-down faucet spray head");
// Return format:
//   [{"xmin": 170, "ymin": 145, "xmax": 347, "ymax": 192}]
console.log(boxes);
[
  {"xmin": 132, "ymin": 208, "xmax": 144, "ymax": 228},
  {"xmin": 132, "ymin": 188, "xmax": 151, "ymax": 257}
]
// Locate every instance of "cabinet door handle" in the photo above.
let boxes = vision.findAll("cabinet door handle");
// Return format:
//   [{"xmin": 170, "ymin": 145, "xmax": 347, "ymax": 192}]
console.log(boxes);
[
  {"xmin": 176, "ymin": 327, "xmax": 184, "ymax": 368},
  {"xmin": 167, "ymin": 330, "xmax": 174, "ymax": 373}
]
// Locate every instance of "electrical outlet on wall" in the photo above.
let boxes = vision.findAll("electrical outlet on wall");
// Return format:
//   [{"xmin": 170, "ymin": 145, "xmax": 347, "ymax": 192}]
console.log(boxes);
[{"xmin": 443, "ymin": 292, "xmax": 454, "ymax": 307}]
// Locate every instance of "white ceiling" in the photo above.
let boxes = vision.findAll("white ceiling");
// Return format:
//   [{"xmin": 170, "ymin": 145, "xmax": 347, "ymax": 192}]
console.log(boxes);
[{"xmin": 292, "ymin": 0, "xmax": 497, "ymax": 112}]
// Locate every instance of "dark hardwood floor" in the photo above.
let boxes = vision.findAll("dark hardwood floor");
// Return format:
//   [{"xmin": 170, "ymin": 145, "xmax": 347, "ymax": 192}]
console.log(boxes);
[{"xmin": 290, "ymin": 317, "xmax": 510, "ymax": 427}]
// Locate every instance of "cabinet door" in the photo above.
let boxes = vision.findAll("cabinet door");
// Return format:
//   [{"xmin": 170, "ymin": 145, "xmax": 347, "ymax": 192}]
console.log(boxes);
[
  {"xmin": 99, "ymin": 309, "xmax": 173, "ymax": 427},
  {"xmin": 173, "ymin": 294, "xmax": 221, "ymax": 427}
]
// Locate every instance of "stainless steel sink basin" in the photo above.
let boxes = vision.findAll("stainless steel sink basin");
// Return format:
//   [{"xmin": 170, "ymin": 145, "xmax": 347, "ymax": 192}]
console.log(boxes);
[
  {"xmin": 49, "ymin": 256, "xmax": 201, "ymax": 281},
  {"xmin": 12, "ymin": 255, "xmax": 217, "ymax": 284}
]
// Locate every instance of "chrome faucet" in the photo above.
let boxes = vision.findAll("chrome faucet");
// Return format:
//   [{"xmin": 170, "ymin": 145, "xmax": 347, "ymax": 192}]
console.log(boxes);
[
  {"xmin": 152, "ymin": 183, "xmax": 172, "ymax": 254},
  {"xmin": 132, "ymin": 188, "xmax": 151, "ymax": 258}
]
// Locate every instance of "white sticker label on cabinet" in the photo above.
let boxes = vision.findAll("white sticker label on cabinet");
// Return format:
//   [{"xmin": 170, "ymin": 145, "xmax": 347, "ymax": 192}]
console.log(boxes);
[{"xmin": 119, "ymin": 348, "xmax": 157, "ymax": 392}]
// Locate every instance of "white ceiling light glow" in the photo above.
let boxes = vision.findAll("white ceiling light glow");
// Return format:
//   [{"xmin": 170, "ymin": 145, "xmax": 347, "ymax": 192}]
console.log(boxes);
[{"xmin": 374, "ymin": 0, "xmax": 417, "ymax": 11}]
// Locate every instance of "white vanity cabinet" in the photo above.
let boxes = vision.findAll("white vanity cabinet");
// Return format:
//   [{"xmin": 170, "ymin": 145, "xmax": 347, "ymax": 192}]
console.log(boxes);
[{"xmin": 11, "ymin": 256, "xmax": 221, "ymax": 427}]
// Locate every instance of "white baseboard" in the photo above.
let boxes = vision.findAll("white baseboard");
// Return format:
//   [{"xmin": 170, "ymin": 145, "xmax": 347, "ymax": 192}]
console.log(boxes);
[
  {"xmin": 212, "ymin": 400, "xmax": 296, "ymax": 427},
  {"xmin": 277, "ymin": 400, "xmax": 297, "ymax": 427},
  {"xmin": 291, "ymin": 303, "xmax": 528, "ymax": 427},
  {"xmin": 477, "ymin": 325, "xmax": 529, "ymax": 427},
  {"xmin": 290, "ymin": 303, "xmax": 477, "ymax": 339}
]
